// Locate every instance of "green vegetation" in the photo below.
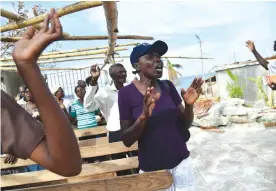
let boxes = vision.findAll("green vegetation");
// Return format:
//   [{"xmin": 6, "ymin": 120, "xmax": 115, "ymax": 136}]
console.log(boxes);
[{"xmin": 226, "ymin": 70, "xmax": 245, "ymax": 98}]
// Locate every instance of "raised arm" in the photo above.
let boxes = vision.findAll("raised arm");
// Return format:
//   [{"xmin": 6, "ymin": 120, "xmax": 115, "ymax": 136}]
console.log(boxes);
[
  {"xmin": 119, "ymin": 87, "xmax": 160, "ymax": 147},
  {"xmin": 12, "ymin": 9, "xmax": 82, "ymax": 177},
  {"xmin": 246, "ymin": 40, "xmax": 269, "ymax": 70},
  {"xmin": 84, "ymin": 65, "xmax": 101, "ymax": 112}
]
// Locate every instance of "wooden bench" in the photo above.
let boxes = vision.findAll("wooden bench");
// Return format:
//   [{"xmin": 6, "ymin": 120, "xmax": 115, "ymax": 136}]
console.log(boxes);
[
  {"xmin": 1, "ymin": 157, "xmax": 139, "ymax": 188},
  {"xmin": 1, "ymin": 125, "xmax": 172, "ymax": 190},
  {"xmin": 12, "ymin": 170, "xmax": 173, "ymax": 191},
  {"xmin": 1, "ymin": 141, "xmax": 138, "ymax": 169}
]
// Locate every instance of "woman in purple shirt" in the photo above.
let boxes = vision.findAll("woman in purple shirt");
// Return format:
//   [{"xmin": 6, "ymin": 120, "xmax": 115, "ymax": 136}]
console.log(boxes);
[{"xmin": 118, "ymin": 41, "xmax": 203, "ymax": 190}]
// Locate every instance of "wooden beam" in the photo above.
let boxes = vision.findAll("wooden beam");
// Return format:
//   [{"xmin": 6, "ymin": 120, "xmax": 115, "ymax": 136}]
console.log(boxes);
[
  {"xmin": 41, "ymin": 43, "xmax": 138, "ymax": 56},
  {"xmin": 0, "ymin": 9, "xmax": 70, "ymax": 36},
  {"xmin": 1, "ymin": 141, "xmax": 138, "ymax": 169},
  {"xmin": 1, "ymin": 157, "xmax": 139, "ymax": 188},
  {"xmin": 0, "ymin": 47, "xmax": 127, "ymax": 62},
  {"xmin": 0, "ymin": 66, "xmax": 94, "ymax": 71},
  {"xmin": 0, "ymin": 1, "xmax": 103, "ymax": 33},
  {"xmin": 1, "ymin": 8, "xmax": 25, "ymax": 21},
  {"xmin": 1, "ymin": 35, "xmax": 153, "ymax": 42},
  {"xmin": 12, "ymin": 170, "xmax": 172, "ymax": 191},
  {"xmin": 0, "ymin": 56, "xmax": 214, "ymax": 67},
  {"xmin": 102, "ymin": 1, "xmax": 118, "ymax": 67}
]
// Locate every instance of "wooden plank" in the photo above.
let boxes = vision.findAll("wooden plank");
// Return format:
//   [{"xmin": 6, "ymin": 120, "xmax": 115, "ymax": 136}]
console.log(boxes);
[
  {"xmin": 78, "ymin": 137, "xmax": 108, "ymax": 147},
  {"xmin": 13, "ymin": 170, "xmax": 172, "ymax": 191},
  {"xmin": 74, "ymin": 126, "xmax": 107, "ymax": 138},
  {"xmin": 1, "ymin": 157, "xmax": 139, "ymax": 188},
  {"xmin": 1, "ymin": 142, "xmax": 138, "ymax": 169},
  {"xmin": 21, "ymin": 172, "xmax": 117, "ymax": 188}
]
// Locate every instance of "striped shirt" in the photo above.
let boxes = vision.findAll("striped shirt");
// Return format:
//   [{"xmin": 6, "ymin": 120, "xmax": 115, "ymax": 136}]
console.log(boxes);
[{"xmin": 70, "ymin": 100, "xmax": 98, "ymax": 129}]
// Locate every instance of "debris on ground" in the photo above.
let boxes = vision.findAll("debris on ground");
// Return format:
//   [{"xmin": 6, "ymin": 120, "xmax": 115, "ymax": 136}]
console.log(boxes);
[{"xmin": 193, "ymin": 98, "xmax": 276, "ymax": 131}]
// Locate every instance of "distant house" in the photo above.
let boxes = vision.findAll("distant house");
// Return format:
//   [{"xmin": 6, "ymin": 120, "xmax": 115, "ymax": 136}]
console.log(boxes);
[{"xmin": 215, "ymin": 61, "xmax": 274, "ymax": 104}]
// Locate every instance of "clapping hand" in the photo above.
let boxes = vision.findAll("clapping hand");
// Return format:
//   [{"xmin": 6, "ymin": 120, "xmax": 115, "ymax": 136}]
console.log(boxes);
[
  {"xmin": 141, "ymin": 87, "xmax": 160, "ymax": 119},
  {"xmin": 181, "ymin": 78, "xmax": 204, "ymax": 105}
]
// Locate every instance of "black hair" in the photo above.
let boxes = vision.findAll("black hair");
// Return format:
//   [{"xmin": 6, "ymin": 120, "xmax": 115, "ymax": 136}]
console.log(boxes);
[{"xmin": 74, "ymin": 85, "xmax": 84, "ymax": 94}]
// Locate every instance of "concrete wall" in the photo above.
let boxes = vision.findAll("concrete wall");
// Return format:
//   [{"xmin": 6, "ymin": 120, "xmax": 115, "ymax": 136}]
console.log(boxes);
[
  {"xmin": 215, "ymin": 63, "xmax": 269, "ymax": 104},
  {"xmin": 1, "ymin": 71, "xmax": 24, "ymax": 97}
]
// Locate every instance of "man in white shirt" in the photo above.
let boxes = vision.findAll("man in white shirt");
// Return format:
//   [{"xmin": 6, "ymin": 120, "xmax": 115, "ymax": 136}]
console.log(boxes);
[
  {"xmin": 84, "ymin": 64, "xmax": 127, "ymax": 143},
  {"xmin": 246, "ymin": 40, "xmax": 276, "ymax": 103},
  {"xmin": 246, "ymin": 40, "xmax": 276, "ymax": 74}
]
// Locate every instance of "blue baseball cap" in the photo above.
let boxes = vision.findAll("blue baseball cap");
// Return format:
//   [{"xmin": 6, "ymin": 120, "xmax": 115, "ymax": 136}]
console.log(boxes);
[{"xmin": 130, "ymin": 40, "xmax": 168, "ymax": 65}]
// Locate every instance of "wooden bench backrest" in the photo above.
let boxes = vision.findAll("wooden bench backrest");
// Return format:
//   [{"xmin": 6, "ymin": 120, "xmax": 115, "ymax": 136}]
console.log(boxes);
[
  {"xmin": 12, "ymin": 170, "xmax": 173, "ymax": 191},
  {"xmin": 1, "ymin": 141, "xmax": 138, "ymax": 169}
]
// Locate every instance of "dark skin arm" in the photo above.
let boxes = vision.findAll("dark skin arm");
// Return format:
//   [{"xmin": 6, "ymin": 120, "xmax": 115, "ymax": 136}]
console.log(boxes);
[
  {"xmin": 246, "ymin": 40, "xmax": 269, "ymax": 70},
  {"xmin": 59, "ymin": 103, "xmax": 76, "ymax": 124},
  {"xmin": 12, "ymin": 9, "xmax": 82, "ymax": 177},
  {"xmin": 121, "ymin": 87, "xmax": 160, "ymax": 147}
]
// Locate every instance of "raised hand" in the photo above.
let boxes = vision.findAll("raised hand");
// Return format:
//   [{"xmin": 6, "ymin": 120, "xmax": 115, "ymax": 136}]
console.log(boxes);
[
  {"xmin": 246, "ymin": 40, "xmax": 256, "ymax": 52},
  {"xmin": 90, "ymin": 64, "xmax": 101, "ymax": 81},
  {"xmin": 141, "ymin": 87, "xmax": 160, "ymax": 119},
  {"xmin": 12, "ymin": 8, "xmax": 63, "ymax": 65},
  {"xmin": 4, "ymin": 154, "xmax": 18, "ymax": 165},
  {"xmin": 181, "ymin": 78, "xmax": 204, "ymax": 105}
]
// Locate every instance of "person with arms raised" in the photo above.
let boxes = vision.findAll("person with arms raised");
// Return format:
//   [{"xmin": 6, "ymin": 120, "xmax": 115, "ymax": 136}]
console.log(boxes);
[
  {"xmin": 246, "ymin": 40, "xmax": 276, "ymax": 98},
  {"xmin": 84, "ymin": 63, "xmax": 128, "ymax": 143},
  {"xmin": 1, "ymin": 8, "xmax": 82, "ymax": 177}
]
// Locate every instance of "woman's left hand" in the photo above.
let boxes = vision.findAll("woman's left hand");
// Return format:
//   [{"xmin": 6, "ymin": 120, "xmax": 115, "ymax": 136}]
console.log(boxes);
[{"xmin": 181, "ymin": 77, "xmax": 204, "ymax": 105}]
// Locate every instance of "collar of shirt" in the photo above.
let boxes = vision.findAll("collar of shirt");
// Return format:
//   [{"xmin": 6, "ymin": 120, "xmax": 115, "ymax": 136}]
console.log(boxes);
[{"xmin": 109, "ymin": 82, "xmax": 128, "ymax": 91}]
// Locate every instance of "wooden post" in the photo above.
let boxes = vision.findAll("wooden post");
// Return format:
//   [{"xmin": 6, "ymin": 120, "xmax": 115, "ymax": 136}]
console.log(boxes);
[{"xmin": 102, "ymin": 1, "xmax": 118, "ymax": 68}]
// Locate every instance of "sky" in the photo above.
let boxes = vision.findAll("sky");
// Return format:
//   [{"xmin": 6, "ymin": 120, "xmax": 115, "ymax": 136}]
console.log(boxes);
[{"xmin": 1, "ymin": 1, "xmax": 276, "ymax": 81}]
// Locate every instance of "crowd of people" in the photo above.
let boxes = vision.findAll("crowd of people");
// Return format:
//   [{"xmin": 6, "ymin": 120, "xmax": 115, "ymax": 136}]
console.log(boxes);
[{"xmin": 1, "ymin": 8, "xmax": 276, "ymax": 191}]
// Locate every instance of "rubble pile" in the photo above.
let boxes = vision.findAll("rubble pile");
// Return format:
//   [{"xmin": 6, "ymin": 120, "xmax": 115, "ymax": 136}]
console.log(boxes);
[{"xmin": 193, "ymin": 98, "xmax": 276, "ymax": 129}]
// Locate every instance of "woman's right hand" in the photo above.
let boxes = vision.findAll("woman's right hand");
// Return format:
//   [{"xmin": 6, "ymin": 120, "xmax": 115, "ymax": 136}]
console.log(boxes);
[{"xmin": 141, "ymin": 87, "xmax": 160, "ymax": 119}]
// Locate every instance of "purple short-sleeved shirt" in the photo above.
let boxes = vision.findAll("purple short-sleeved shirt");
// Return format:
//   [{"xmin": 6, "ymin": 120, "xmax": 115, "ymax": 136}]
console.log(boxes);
[{"xmin": 118, "ymin": 80, "xmax": 190, "ymax": 171}]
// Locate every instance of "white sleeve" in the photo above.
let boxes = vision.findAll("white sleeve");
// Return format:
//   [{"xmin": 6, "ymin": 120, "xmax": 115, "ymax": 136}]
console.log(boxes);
[
  {"xmin": 84, "ymin": 86, "xmax": 100, "ymax": 112},
  {"xmin": 268, "ymin": 61, "xmax": 276, "ymax": 75}
]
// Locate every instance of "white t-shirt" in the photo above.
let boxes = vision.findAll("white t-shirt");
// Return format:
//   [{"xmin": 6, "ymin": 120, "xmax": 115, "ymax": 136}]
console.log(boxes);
[{"xmin": 268, "ymin": 60, "xmax": 276, "ymax": 75}]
